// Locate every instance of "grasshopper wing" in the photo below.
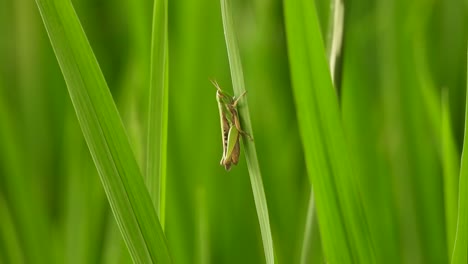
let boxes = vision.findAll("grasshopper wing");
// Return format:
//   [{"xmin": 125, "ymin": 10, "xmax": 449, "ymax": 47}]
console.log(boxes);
[
  {"xmin": 219, "ymin": 114, "xmax": 230, "ymax": 165},
  {"xmin": 231, "ymin": 140, "xmax": 240, "ymax": 165},
  {"xmin": 217, "ymin": 89, "xmax": 231, "ymax": 165},
  {"xmin": 225, "ymin": 126, "xmax": 240, "ymax": 162}
]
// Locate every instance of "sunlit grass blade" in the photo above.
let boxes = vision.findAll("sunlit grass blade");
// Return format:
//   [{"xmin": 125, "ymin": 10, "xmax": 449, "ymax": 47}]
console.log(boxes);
[
  {"xmin": 421, "ymin": 74, "xmax": 460, "ymax": 257},
  {"xmin": 442, "ymin": 91, "xmax": 460, "ymax": 255},
  {"xmin": 146, "ymin": 0, "xmax": 169, "ymax": 228},
  {"xmin": 325, "ymin": 0, "xmax": 344, "ymax": 84},
  {"xmin": 300, "ymin": 192, "xmax": 316, "ymax": 264},
  {"xmin": 116, "ymin": 0, "xmax": 152, "ymax": 170},
  {"xmin": 300, "ymin": 0, "xmax": 343, "ymax": 260},
  {"xmin": 415, "ymin": 35, "xmax": 459, "ymax": 255},
  {"xmin": 34, "ymin": 0, "xmax": 172, "ymax": 262},
  {"xmin": 284, "ymin": 1, "xmax": 351, "ymax": 262},
  {"xmin": 451, "ymin": 49, "xmax": 468, "ymax": 264},
  {"xmin": 220, "ymin": 0, "xmax": 275, "ymax": 263},
  {"xmin": 284, "ymin": 0, "xmax": 376, "ymax": 262}
]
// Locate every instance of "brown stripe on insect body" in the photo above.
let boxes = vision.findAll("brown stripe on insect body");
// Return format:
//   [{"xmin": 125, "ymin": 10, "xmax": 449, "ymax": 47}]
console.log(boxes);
[{"xmin": 211, "ymin": 79, "xmax": 252, "ymax": 171}]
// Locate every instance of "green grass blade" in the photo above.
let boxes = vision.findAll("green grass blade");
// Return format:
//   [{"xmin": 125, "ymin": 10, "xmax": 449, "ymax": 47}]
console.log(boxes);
[
  {"xmin": 442, "ymin": 91, "xmax": 460, "ymax": 255},
  {"xmin": 284, "ymin": 1, "xmax": 351, "ymax": 262},
  {"xmin": 451, "ymin": 49, "xmax": 468, "ymax": 264},
  {"xmin": 325, "ymin": 0, "xmax": 344, "ymax": 83},
  {"xmin": 116, "ymin": 0, "xmax": 152, "ymax": 170},
  {"xmin": 146, "ymin": 0, "xmax": 169, "ymax": 228},
  {"xmin": 415, "ymin": 30, "xmax": 459, "ymax": 255},
  {"xmin": 413, "ymin": 25, "xmax": 458, "ymax": 256},
  {"xmin": 300, "ymin": 192, "xmax": 316, "ymax": 264},
  {"xmin": 34, "ymin": 0, "xmax": 172, "ymax": 263},
  {"xmin": 300, "ymin": 0, "xmax": 343, "ymax": 260},
  {"xmin": 220, "ymin": 0, "xmax": 275, "ymax": 263},
  {"xmin": 284, "ymin": 0, "xmax": 376, "ymax": 262}
]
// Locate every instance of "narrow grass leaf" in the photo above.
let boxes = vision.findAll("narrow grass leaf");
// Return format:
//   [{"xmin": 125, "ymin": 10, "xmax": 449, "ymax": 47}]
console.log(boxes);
[
  {"xmin": 34, "ymin": 0, "xmax": 172, "ymax": 262},
  {"xmin": 414, "ymin": 35, "xmax": 459, "ymax": 255},
  {"xmin": 220, "ymin": 0, "xmax": 275, "ymax": 263},
  {"xmin": 451, "ymin": 49, "xmax": 468, "ymax": 264},
  {"xmin": 284, "ymin": 0, "xmax": 376, "ymax": 262},
  {"xmin": 442, "ymin": 92, "xmax": 460, "ymax": 254},
  {"xmin": 300, "ymin": 0, "xmax": 343, "ymax": 260},
  {"xmin": 300, "ymin": 192, "xmax": 316, "ymax": 264},
  {"xmin": 146, "ymin": 0, "xmax": 169, "ymax": 228},
  {"xmin": 284, "ymin": 0, "xmax": 351, "ymax": 262},
  {"xmin": 325, "ymin": 0, "xmax": 344, "ymax": 83}
]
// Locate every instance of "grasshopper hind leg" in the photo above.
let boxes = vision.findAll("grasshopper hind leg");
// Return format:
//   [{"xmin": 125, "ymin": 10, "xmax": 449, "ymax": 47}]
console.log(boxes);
[
  {"xmin": 238, "ymin": 130, "xmax": 253, "ymax": 141},
  {"xmin": 231, "ymin": 140, "xmax": 240, "ymax": 165}
]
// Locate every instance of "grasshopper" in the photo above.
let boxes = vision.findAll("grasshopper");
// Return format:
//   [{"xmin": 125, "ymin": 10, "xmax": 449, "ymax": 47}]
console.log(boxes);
[{"xmin": 211, "ymin": 80, "xmax": 252, "ymax": 171}]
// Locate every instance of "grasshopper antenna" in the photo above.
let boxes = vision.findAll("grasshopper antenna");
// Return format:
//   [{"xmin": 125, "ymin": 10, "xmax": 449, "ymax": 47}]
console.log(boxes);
[{"xmin": 210, "ymin": 79, "xmax": 222, "ymax": 91}]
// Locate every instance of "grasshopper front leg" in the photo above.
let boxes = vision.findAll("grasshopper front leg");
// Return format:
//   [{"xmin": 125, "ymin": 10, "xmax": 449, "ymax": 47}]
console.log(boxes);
[{"xmin": 232, "ymin": 91, "xmax": 247, "ymax": 107}]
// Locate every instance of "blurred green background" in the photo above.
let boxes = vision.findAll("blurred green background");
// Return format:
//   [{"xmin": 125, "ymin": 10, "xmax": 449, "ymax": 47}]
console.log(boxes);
[{"xmin": 0, "ymin": 0, "xmax": 467, "ymax": 263}]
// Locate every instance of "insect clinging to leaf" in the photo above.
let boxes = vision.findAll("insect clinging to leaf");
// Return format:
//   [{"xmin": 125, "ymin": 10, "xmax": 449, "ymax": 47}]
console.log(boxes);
[{"xmin": 211, "ymin": 80, "xmax": 252, "ymax": 171}]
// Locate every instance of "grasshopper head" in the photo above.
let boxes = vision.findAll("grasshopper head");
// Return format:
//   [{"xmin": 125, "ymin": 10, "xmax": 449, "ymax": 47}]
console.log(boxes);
[
  {"xmin": 212, "ymin": 79, "xmax": 233, "ymax": 100},
  {"xmin": 211, "ymin": 79, "xmax": 225, "ymax": 98}
]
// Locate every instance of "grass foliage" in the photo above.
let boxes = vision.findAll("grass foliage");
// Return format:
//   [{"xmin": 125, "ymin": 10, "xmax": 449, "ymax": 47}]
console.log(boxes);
[
  {"xmin": 0, "ymin": 0, "xmax": 466, "ymax": 263},
  {"xmin": 284, "ymin": 0, "xmax": 375, "ymax": 262},
  {"xmin": 146, "ymin": 0, "xmax": 169, "ymax": 227},
  {"xmin": 34, "ymin": 0, "xmax": 171, "ymax": 262},
  {"xmin": 220, "ymin": 0, "xmax": 275, "ymax": 263},
  {"xmin": 451, "ymin": 50, "xmax": 468, "ymax": 264}
]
